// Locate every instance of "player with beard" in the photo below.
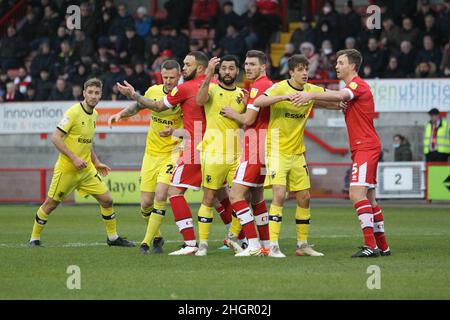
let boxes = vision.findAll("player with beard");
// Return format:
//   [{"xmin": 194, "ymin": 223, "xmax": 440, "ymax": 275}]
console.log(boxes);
[
  {"xmin": 194, "ymin": 55, "xmax": 246, "ymax": 256},
  {"xmin": 117, "ymin": 52, "xmax": 233, "ymax": 255},
  {"xmin": 220, "ymin": 50, "xmax": 272, "ymax": 256}
]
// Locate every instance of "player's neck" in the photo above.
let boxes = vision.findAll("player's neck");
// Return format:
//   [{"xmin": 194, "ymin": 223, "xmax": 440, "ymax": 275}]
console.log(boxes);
[
  {"xmin": 343, "ymin": 72, "xmax": 358, "ymax": 84},
  {"xmin": 81, "ymin": 101, "xmax": 94, "ymax": 114},
  {"xmin": 219, "ymin": 82, "xmax": 236, "ymax": 90},
  {"xmin": 288, "ymin": 79, "xmax": 304, "ymax": 90}
]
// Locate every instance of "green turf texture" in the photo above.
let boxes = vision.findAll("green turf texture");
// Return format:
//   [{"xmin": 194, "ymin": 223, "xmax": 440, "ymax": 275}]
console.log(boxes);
[{"xmin": 1, "ymin": 203, "xmax": 449, "ymax": 300}]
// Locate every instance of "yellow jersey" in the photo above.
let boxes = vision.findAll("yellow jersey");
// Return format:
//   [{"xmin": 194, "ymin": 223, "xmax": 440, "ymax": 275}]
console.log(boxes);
[
  {"xmin": 198, "ymin": 83, "xmax": 246, "ymax": 155},
  {"xmin": 55, "ymin": 102, "xmax": 98, "ymax": 172},
  {"xmin": 264, "ymin": 80, "xmax": 325, "ymax": 155},
  {"xmin": 144, "ymin": 84, "xmax": 183, "ymax": 155}
]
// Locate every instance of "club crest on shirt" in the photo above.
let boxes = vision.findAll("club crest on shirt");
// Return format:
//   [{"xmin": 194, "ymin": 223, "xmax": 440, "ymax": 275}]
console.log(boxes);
[
  {"xmin": 250, "ymin": 88, "xmax": 258, "ymax": 98},
  {"xmin": 349, "ymin": 82, "xmax": 358, "ymax": 90}
]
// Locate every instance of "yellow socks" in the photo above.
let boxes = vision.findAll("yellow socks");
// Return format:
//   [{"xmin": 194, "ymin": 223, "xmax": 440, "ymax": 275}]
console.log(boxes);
[
  {"xmin": 229, "ymin": 214, "xmax": 242, "ymax": 238},
  {"xmin": 101, "ymin": 206, "xmax": 118, "ymax": 241},
  {"xmin": 142, "ymin": 200, "xmax": 166, "ymax": 245},
  {"xmin": 198, "ymin": 204, "xmax": 213, "ymax": 242},
  {"xmin": 30, "ymin": 207, "xmax": 49, "ymax": 241},
  {"xmin": 295, "ymin": 206, "xmax": 311, "ymax": 244},
  {"xmin": 141, "ymin": 206, "xmax": 152, "ymax": 223},
  {"xmin": 269, "ymin": 204, "xmax": 283, "ymax": 245}
]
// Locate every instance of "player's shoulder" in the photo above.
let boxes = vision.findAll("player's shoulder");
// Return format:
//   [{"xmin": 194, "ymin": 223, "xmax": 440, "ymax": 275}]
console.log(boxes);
[
  {"xmin": 66, "ymin": 102, "xmax": 82, "ymax": 115},
  {"xmin": 145, "ymin": 84, "xmax": 164, "ymax": 97},
  {"xmin": 348, "ymin": 76, "xmax": 368, "ymax": 89},
  {"xmin": 305, "ymin": 83, "xmax": 325, "ymax": 93}
]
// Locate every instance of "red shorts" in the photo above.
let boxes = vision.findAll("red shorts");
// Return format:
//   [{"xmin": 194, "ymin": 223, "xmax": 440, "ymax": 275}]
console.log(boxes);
[
  {"xmin": 233, "ymin": 160, "xmax": 266, "ymax": 187},
  {"xmin": 171, "ymin": 151, "xmax": 202, "ymax": 190},
  {"xmin": 350, "ymin": 148, "xmax": 381, "ymax": 188}
]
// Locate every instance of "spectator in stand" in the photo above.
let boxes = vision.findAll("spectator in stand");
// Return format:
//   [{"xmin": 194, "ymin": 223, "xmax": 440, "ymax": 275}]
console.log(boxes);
[
  {"xmin": 167, "ymin": 28, "xmax": 190, "ymax": 64},
  {"xmin": 317, "ymin": 40, "xmax": 337, "ymax": 80},
  {"xmin": 151, "ymin": 49, "xmax": 172, "ymax": 72},
  {"xmin": 363, "ymin": 37, "xmax": 388, "ymax": 78},
  {"xmin": 98, "ymin": 6, "xmax": 115, "ymax": 42},
  {"xmin": 109, "ymin": 3, "xmax": 134, "ymax": 38},
  {"xmin": 398, "ymin": 40, "xmax": 416, "ymax": 77},
  {"xmin": 35, "ymin": 5, "xmax": 61, "ymax": 39},
  {"xmin": 415, "ymin": 36, "xmax": 442, "ymax": 68},
  {"xmin": 398, "ymin": 16, "xmax": 420, "ymax": 48},
  {"xmin": 215, "ymin": 1, "xmax": 242, "ymax": 44},
  {"xmin": 192, "ymin": 0, "xmax": 220, "ymax": 28},
  {"xmin": 393, "ymin": 134, "xmax": 413, "ymax": 161},
  {"xmin": 30, "ymin": 42, "xmax": 55, "ymax": 78},
  {"xmin": 424, "ymin": 108, "xmax": 450, "ymax": 162},
  {"xmin": 255, "ymin": 0, "xmax": 281, "ymax": 47},
  {"xmin": 109, "ymin": 84, "xmax": 128, "ymax": 101},
  {"xmin": 102, "ymin": 60, "xmax": 126, "ymax": 99},
  {"xmin": 440, "ymin": 44, "xmax": 450, "ymax": 77},
  {"xmin": 163, "ymin": 0, "xmax": 193, "ymax": 29},
  {"xmin": 129, "ymin": 62, "xmax": 152, "ymax": 95},
  {"xmin": 146, "ymin": 43, "xmax": 162, "ymax": 70},
  {"xmin": 277, "ymin": 42, "xmax": 295, "ymax": 80},
  {"xmin": 415, "ymin": 0, "xmax": 437, "ymax": 29},
  {"xmin": 71, "ymin": 84, "xmax": 83, "ymax": 101},
  {"xmin": 80, "ymin": 1, "xmax": 100, "ymax": 37},
  {"xmin": 73, "ymin": 30, "xmax": 95, "ymax": 64},
  {"xmin": 218, "ymin": 24, "xmax": 246, "ymax": 59},
  {"xmin": 240, "ymin": 1, "xmax": 266, "ymax": 50},
  {"xmin": 415, "ymin": 61, "xmax": 437, "ymax": 78},
  {"xmin": 339, "ymin": 1, "xmax": 361, "ymax": 44},
  {"xmin": 0, "ymin": 26, "xmax": 27, "ymax": 70},
  {"xmin": 95, "ymin": 43, "xmax": 115, "ymax": 74},
  {"xmin": 0, "ymin": 69, "xmax": 9, "ymax": 100},
  {"xmin": 299, "ymin": 42, "xmax": 319, "ymax": 79},
  {"xmin": 23, "ymin": 83, "xmax": 38, "ymax": 102},
  {"xmin": 55, "ymin": 40, "xmax": 79, "ymax": 78},
  {"xmin": 49, "ymin": 78, "xmax": 72, "ymax": 100},
  {"xmin": 70, "ymin": 63, "xmax": 89, "ymax": 88},
  {"xmin": 102, "ymin": 0, "xmax": 117, "ymax": 20},
  {"xmin": 35, "ymin": 69, "xmax": 53, "ymax": 101},
  {"xmin": 345, "ymin": 37, "xmax": 356, "ymax": 50},
  {"xmin": 315, "ymin": 20, "xmax": 339, "ymax": 53},
  {"xmin": 439, "ymin": 0, "xmax": 450, "ymax": 44},
  {"xmin": 361, "ymin": 64, "xmax": 374, "ymax": 79},
  {"xmin": 380, "ymin": 16, "xmax": 401, "ymax": 52},
  {"xmin": 21, "ymin": 11, "xmax": 39, "ymax": 45},
  {"xmin": 420, "ymin": 14, "xmax": 441, "ymax": 46},
  {"xmin": 14, "ymin": 67, "xmax": 32, "ymax": 95},
  {"xmin": 123, "ymin": 65, "xmax": 135, "ymax": 85},
  {"xmin": 118, "ymin": 26, "xmax": 146, "ymax": 65},
  {"xmin": 355, "ymin": 15, "xmax": 381, "ymax": 50},
  {"xmin": 316, "ymin": 1, "xmax": 340, "ymax": 38},
  {"xmin": 51, "ymin": 26, "xmax": 70, "ymax": 56},
  {"xmin": 382, "ymin": 56, "xmax": 405, "ymax": 78},
  {"xmin": 290, "ymin": 15, "xmax": 316, "ymax": 53},
  {"xmin": 4, "ymin": 82, "xmax": 24, "ymax": 102},
  {"xmin": 135, "ymin": 6, "xmax": 152, "ymax": 39}
]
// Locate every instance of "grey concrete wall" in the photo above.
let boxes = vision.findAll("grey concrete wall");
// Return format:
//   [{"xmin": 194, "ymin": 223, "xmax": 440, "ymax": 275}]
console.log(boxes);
[{"xmin": 1, "ymin": 111, "xmax": 442, "ymax": 168}]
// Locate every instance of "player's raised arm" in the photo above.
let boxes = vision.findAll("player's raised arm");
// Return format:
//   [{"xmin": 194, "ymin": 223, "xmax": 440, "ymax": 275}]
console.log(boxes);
[
  {"xmin": 108, "ymin": 102, "xmax": 145, "ymax": 127},
  {"xmin": 116, "ymin": 80, "xmax": 167, "ymax": 112},
  {"xmin": 51, "ymin": 128, "xmax": 87, "ymax": 170},
  {"xmin": 221, "ymin": 106, "xmax": 258, "ymax": 126},
  {"xmin": 292, "ymin": 89, "xmax": 352, "ymax": 106},
  {"xmin": 196, "ymin": 57, "xmax": 220, "ymax": 106}
]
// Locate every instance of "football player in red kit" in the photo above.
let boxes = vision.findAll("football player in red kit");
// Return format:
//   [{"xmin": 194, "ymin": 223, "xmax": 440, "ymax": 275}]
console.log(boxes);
[{"xmin": 292, "ymin": 49, "xmax": 390, "ymax": 258}]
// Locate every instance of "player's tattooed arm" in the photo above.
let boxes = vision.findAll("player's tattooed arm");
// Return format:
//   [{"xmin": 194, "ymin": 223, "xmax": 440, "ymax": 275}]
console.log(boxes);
[
  {"xmin": 108, "ymin": 102, "xmax": 144, "ymax": 127},
  {"xmin": 51, "ymin": 128, "xmax": 87, "ymax": 170},
  {"xmin": 116, "ymin": 81, "xmax": 167, "ymax": 112},
  {"xmin": 196, "ymin": 57, "xmax": 220, "ymax": 106}
]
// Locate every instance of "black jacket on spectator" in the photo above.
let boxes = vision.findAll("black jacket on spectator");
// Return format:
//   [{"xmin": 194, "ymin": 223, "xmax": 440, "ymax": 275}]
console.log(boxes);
[
  {"xmin": 290, "ymin": 27, "xmax": 316, "ymax": 53},
  {"xmin": 30, "ymin": 52, "xmax": 56, "ymax": 78},
  {"xmin": 339, "ymin": 8, "xmax": 361, "ymax": 42},
  {"xmin": 215, "ymin": 11, "xmax": 243, "ymax": 43},
  {"xmin": 363, "ymin": 47, "xmax": 388, "ymax": 77},
  {"xmin": 55, "ymin": 50, "xmax": 79, "ymax": 77},
  {"xmin": 415, "ymin": 47, "xmax": 443, "ymax": 67},
  {"xmin": 35, "ymin": 12, "xmax": 60, "ymax": 38},
  {"xmin": 35, "ymin": 78, "xmax": 54, "ymax": 101},
  {"xmin": 164, "ymin": 0, "xmax": 193, "ymax": 30},
  {"xmin": 109, "ymin": 14, "xmax": 134, "ymax": 37},
  {"xmin": 127, "ymin": 70, "xmax": 152, "ymax": 96},
  {"xmin": 398, "ymin": 50, "xmax": 416, "ymax": 77},
  {"xmin": 118, "ymin": 34, "xmax": 146, "ymax": 65},
  {"xmin": 49, "ymin": 87, "xmax": 73, "ymax": 101}
]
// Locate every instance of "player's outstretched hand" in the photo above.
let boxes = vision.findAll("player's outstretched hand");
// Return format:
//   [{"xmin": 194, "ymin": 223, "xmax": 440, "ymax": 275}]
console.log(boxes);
[
  {"xmin": 96, "ymin": 162, "xmax": 111, "ymax": 176},
  {"xmin": 72, "ymin": 156, "xmax": 88, "ymax": 170},
  {"xmin": 220, "ymin": 107, "xmax": 238, "ymax": 119},
  {"xmin": 116, "ymin": 80, "xmax": 135, "ymax": 98},
  {"xmin": 339, "ymin": 101, "xmax": 348, "ymax": 112},
  {"xmin": 159, "ymin": 126, "xmax": 174, "ymax": 137},
  {"xmin": 108, "ymin": 112, "xmax": 122, "ymax": 127},
  {"xmin": 291, "ymin": 92, "xmax": 312, "ymax": 106},
  {"xmin": 206, "ymin": 57, "xmax": 221, "ymax": 77}
]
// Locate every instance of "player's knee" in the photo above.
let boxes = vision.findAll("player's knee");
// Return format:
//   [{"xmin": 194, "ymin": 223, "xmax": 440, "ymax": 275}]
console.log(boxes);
[
  {"xmin": 43, "ymin": 198, "xmax": 59, "ymax": 213},
  {"xmin": 229, "ymin": 188, "xmax": 244, "ymax": 203},
  {"xmin": 168, "ymin": 186, "xmax": 183, "ymax": 197},
  {"xmin": 202, "ymin": 191, "xmax": 216, "ymax": 207},
  {"xmin": 297, "ymin": 190, "xmax": 310, "ymax": 207},
  {"xmin": 100, "ymin": 198, "xmax": 113, "ymax": 208},
  {"xmin": 141, "ymin": 200, "xmax": 153, "ymax": 210},
  {"xmin": 272, "ymin": 193, "xmax": 285, "ymax": 206},
  {"xmin": 154, "ymin": 193, "xmax": 166, "ymax": 203},
  {"xmin": 349, "ymin": 190, "xmax": 365, "ymax": 204}
]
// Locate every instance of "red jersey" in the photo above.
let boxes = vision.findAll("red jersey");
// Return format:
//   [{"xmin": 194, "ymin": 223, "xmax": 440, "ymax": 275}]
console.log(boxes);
[
  {"xmin": 164, "ymin": 74, "xmax": 207, "ymax": 157},
  {"xmin": 243, "ymin": 75, "xmax": 273, "ymax": 163},
  {"xmin": 343, "ymin": 76, "xmax": 381, "ymax": 152}
]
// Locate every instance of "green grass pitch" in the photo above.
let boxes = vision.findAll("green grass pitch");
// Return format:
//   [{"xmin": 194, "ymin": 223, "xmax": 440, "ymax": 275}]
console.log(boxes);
[{"xmin": 1, "ymin": 203, "xmax": 449, "ymax": 300}]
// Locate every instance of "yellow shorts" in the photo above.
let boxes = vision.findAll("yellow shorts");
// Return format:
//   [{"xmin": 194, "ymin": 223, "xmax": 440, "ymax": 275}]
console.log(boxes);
[
  {"xmin": 140, "ymin": 153, "xmax": 178, "ymax": 193},
  {"xmin": 47, "ymin": 165, "xmax": 108, "ymax": 201},
  {"xmin": 201, "ymin": 152, "xmax": 240, "ymax": 190},
  {"xmin": 264, "ymin": 153, "xmax": 310, "ymax": 191}
]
